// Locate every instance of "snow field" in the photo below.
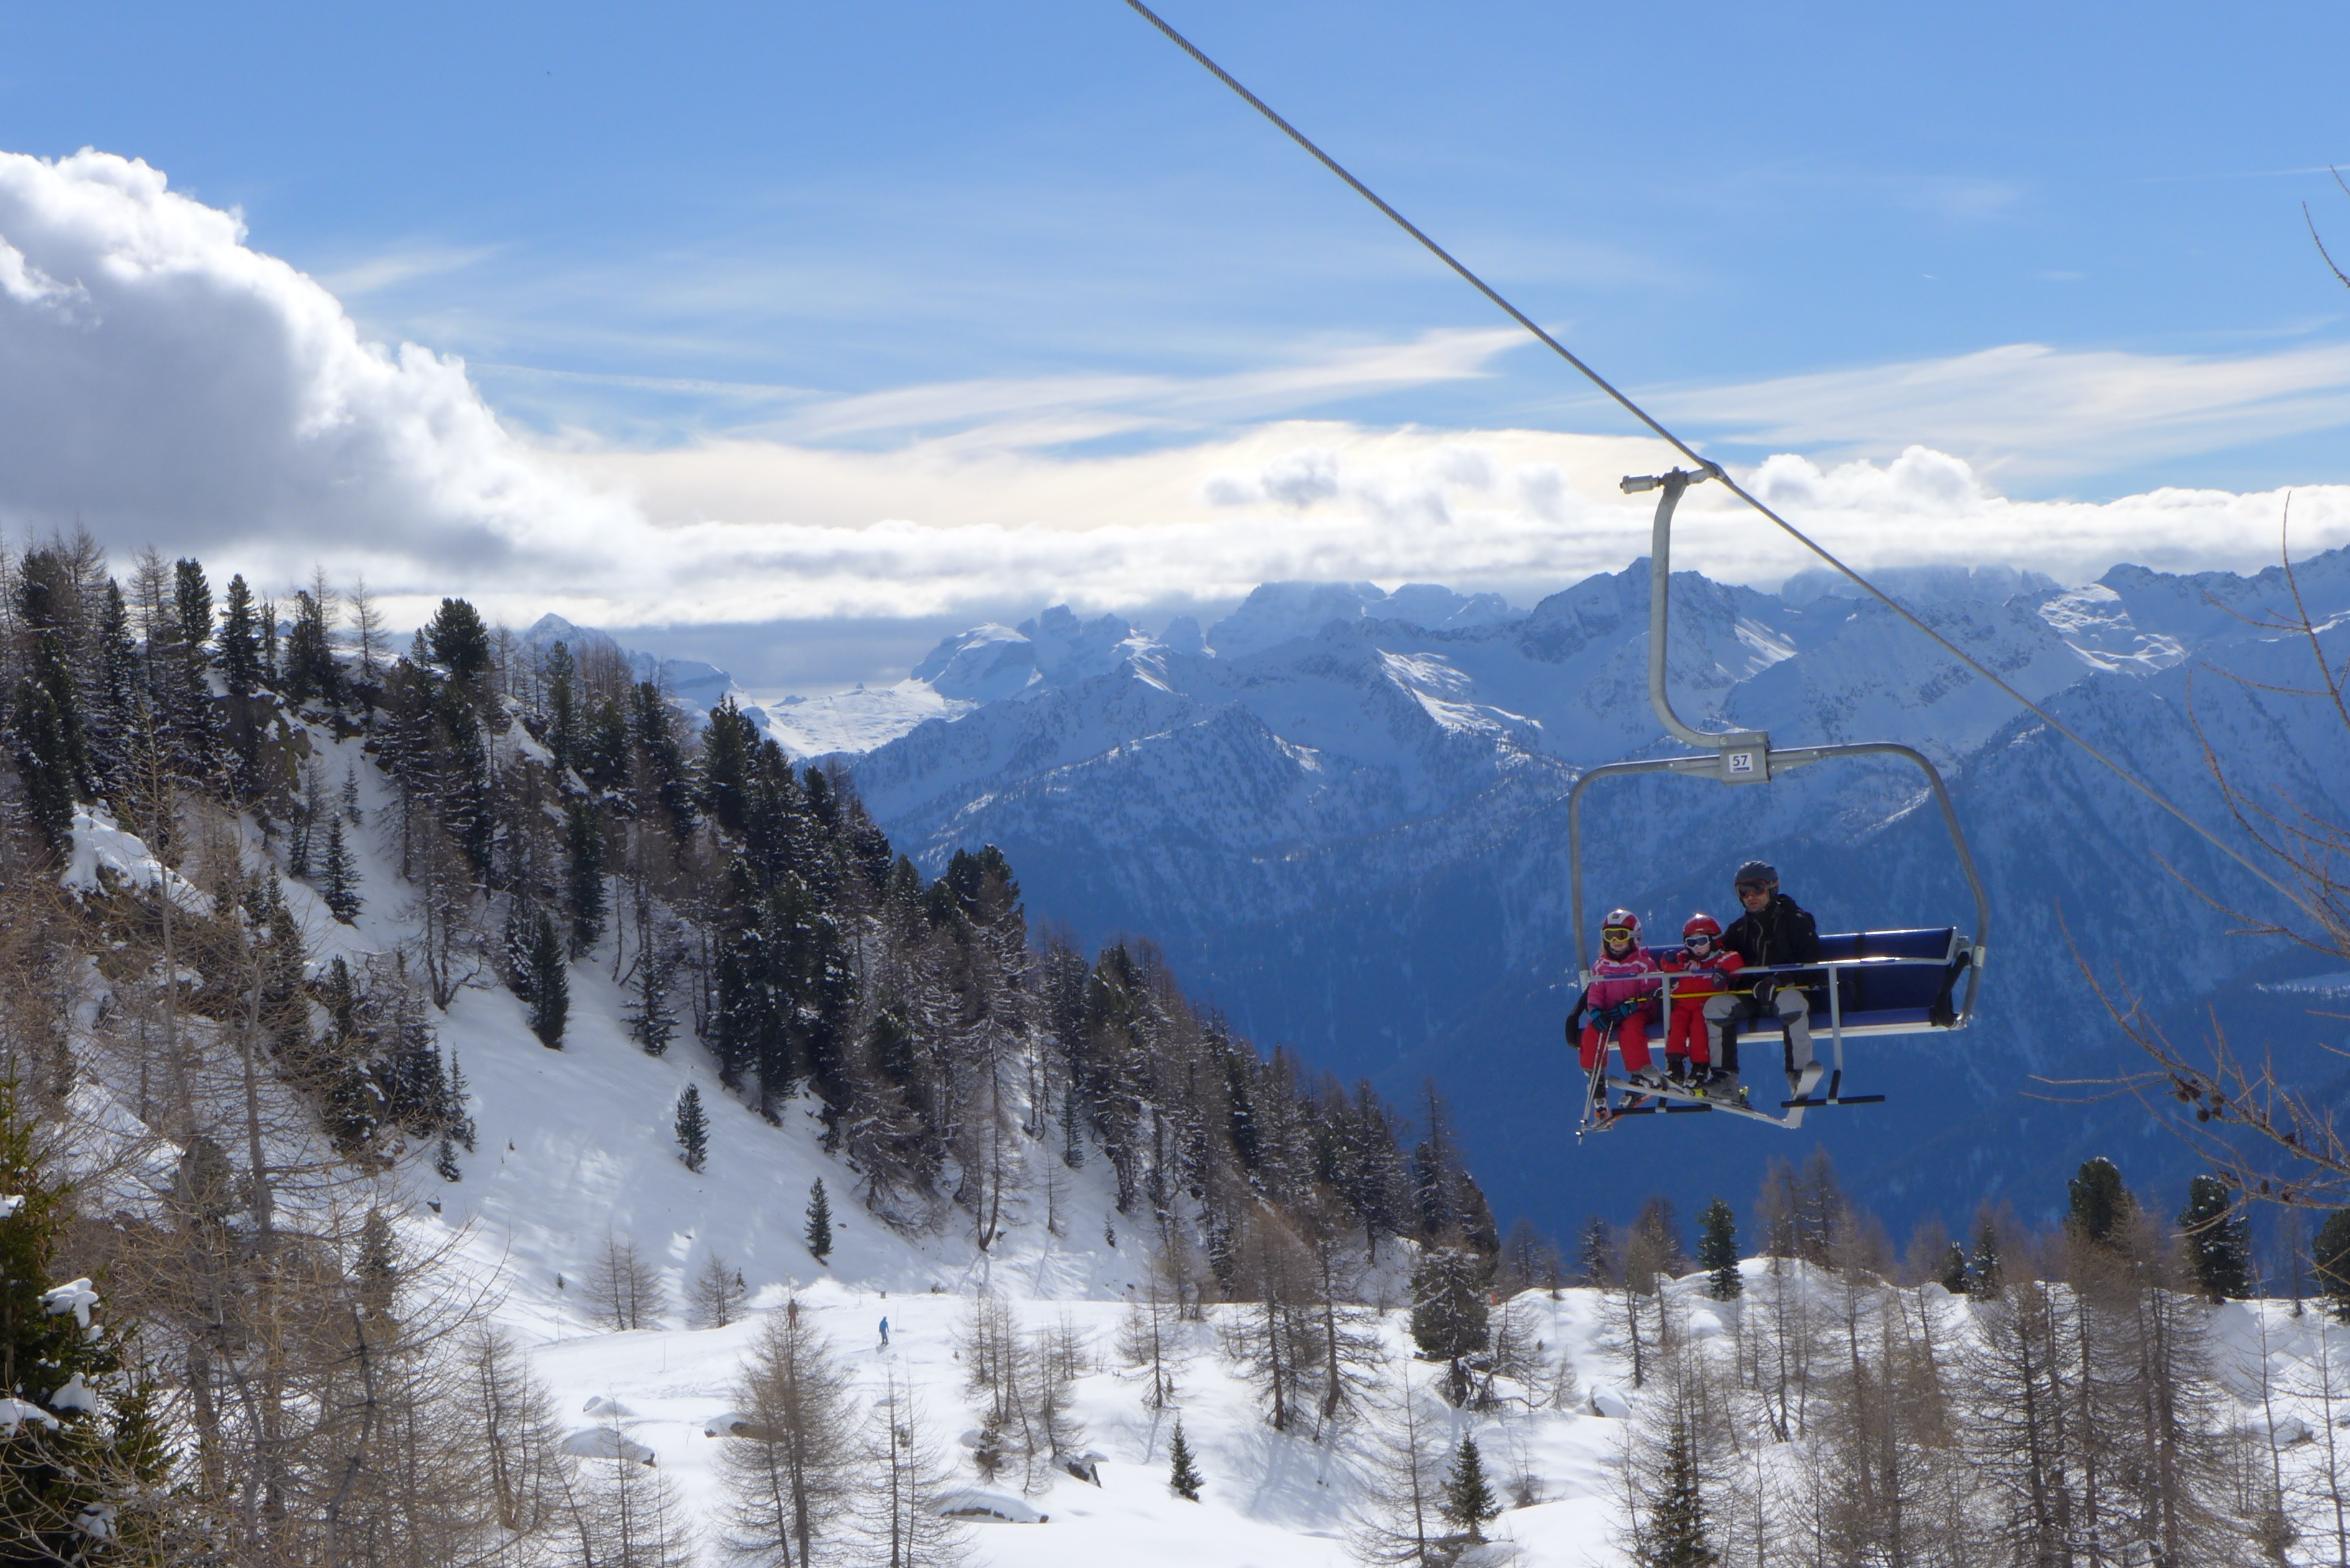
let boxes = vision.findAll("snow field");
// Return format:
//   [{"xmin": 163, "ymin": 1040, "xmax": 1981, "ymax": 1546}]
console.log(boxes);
[{"xmin": 68, "ymin": 710, "xmax": 2350, "ymax": 1566}]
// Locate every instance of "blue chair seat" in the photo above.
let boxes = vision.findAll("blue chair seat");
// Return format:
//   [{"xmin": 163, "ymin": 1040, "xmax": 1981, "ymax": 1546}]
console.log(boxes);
[{"xmin": 1718, "ymin": 928, "xmax": 1969, "ymax": 1043}]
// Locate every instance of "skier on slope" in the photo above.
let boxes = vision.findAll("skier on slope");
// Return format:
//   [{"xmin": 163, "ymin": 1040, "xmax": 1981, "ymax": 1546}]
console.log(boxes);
[
  {"xmin": 1705, "ymin": 860, "xmax": 1825, "ymax": 1103},
  {"xmin": 1577, "ymin": 909, "xmax": 1665, "ymax": 1103},
  {"xmin": 1659, "ymin": 913, "xmax": 1741, "ymax": 1089}
]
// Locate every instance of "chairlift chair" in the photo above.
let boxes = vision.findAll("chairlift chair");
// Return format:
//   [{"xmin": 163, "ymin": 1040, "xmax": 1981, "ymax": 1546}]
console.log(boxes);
[{"xmin": 1570, "ymin": 467, "xmax": 1991, "ymax": 1136}]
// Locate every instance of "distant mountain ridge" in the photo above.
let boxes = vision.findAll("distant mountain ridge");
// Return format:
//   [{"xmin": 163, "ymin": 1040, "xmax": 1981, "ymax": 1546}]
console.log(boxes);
[{"xmin": 823, "ymin": 550, "xmax": 2350, "ymax": 1242}]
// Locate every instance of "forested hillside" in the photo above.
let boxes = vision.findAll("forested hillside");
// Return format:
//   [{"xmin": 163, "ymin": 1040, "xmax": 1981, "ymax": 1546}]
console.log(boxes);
[{"xmin": 0, "ymin": 534, "xmax": 1496, "ymax": 1559}]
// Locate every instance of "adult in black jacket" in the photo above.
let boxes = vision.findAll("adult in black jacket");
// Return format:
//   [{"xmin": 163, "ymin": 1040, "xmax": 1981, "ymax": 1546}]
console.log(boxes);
[{"xmin": 1702, "ymin": 860, "xmax": 1824, "ymax": 1100}]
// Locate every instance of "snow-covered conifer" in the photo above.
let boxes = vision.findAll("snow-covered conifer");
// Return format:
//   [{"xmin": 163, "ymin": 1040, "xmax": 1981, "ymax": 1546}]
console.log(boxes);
[
  {"xmin": 1440, "ymin": 1432, "xmax": 1500, "ymax": 1543},
  {"xmin": 1639, "ymin": 1417, "xmax": 1719, "ymax": 1567},
  {"xmin": 675, "ymin": 1085, "xmax": 708, "ymax": 1174},
  {"xmin": 321, "ymin": 815, "xmax": 360, "ymax": 923},
  {"xmin": 1409, "ymin": 1244, "xmax": 1490, "ymax": 1405},
  {"xmin": 528, "ymin": 910, "xmax": 567, "ymax": 1048},
  {"xmin": 1166, "ymin": 1417, "xmax": 1202, "ymax": 1501},
  {"xmin": 566, "ymin": 800, "xmax": 604, "ymax": 956},
  {"xmin": 1937, "ymin": 1242, "xmax": 1968, "ymax": 1294},
  {"xmin": 805, "ymin": 1177, "xmax": 833, "ymax": 1262},
  {"xmin": 2066, "ymin": 1155, "xmax": 2135, "ymax": 1246},
  {"xmin": 1696, "ymin": 1198, "xmax": 1741, "ymax": 1301},
  {"xmin": 2316, "ymin": 1210, "xmax": 2350, "ymax": 1322},
  {"xmin": 2178, "ymin": 1173, "xmax": 2250, "ymax": 1300}
]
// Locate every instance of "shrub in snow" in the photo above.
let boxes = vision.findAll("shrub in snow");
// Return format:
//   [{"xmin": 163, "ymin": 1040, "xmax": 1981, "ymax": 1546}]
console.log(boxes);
[{"xmin": 1167, "ymin": 1417, "xmax": 1202, "ymax": 1501}]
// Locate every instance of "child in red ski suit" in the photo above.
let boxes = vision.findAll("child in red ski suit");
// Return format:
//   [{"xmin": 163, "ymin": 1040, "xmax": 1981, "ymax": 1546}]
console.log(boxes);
[
  {"xmin": 1579, "ymin": 908, "xmax": 1663, "ymax": 1083},
  {"xmin": 1660, "ymin": 913, "xmax": 1743, "ymax": 1083}
]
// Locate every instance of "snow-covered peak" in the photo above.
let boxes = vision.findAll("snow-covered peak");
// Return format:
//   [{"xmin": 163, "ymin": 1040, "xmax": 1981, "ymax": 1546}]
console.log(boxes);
[
  {"xmin": 522, "ymin": 612, "xmax": 624, "ymax": 660},
  {"xmin": 911, "ymin": 623, "xmax": 1042, "ymax": 703},
  {"xmin": 1014, "ymin": 604, "xmax": 1145, "ymax": 684},
  {"xmin": 1781, "ymin": 562, "xmax": 2060, "ymax": 608},
  {"xmin": 907, "ymin": 607, "xmax": 1161, "ymax": 707},
  {"xmin": 1206, "ymin": 579, "xmax": 1517, "ymax": 659},
  {"xmin": 2035, "ymin": 582, "xmax": 2187, "ymax": 674}
]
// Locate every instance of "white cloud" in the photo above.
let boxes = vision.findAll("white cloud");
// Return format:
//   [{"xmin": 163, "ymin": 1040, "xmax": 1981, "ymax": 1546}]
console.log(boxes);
[
  {"xmin": 0, "ymin": 148, "xmax": 637, "ymax": 590},
  {"xmin": 1660, "ymin": 340, "xmax": 2350, "ymax": 479},
  {"xmin": 2, "ymin": 146, "xmax": 2348, "ymax": 656},
  {"xmin": 769, "ymin": 327, "xmax": 1524, "ymax": 446}
]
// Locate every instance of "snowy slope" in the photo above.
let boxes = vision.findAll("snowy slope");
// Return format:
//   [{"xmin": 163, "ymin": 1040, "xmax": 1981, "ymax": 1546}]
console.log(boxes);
[{"xmin": 59, "ymin": 770, "xmax": 2350, "ymax": 1567}]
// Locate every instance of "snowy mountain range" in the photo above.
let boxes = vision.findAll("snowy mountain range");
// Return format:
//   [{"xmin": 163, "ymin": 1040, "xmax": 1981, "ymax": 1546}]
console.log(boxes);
[{"xmin": 699, "ymin": 554, "xmax": 2350, "ymax": 1244}]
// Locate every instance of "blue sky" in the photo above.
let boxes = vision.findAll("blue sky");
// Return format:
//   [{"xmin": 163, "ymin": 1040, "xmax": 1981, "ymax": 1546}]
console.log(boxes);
[{"xmin": 3, "ymin": 2, "xmax": 2349, "ymax": 684}]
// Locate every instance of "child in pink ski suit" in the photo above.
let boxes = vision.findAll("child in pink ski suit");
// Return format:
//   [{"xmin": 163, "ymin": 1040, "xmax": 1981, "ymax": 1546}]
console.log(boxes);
[{"xmin": 1578, "ymin": 908, "xmax": 1663, "ymax": 1082}]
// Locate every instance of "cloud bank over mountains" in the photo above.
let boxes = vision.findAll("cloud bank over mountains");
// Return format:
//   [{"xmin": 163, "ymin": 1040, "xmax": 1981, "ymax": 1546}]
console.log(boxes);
[{"xmin": 4, "ymin": 147, "xmax": 2348, "ymax": 651}]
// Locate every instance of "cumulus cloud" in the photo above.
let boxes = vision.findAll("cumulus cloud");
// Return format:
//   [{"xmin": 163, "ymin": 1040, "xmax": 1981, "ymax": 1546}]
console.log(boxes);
[
  {"xmin": 0, "ymin": 149, "xmax": 637, "ymax": 590},
  {"xmin": 2, "ymin": 147, "xmax": 2348, "ymax": 654}
]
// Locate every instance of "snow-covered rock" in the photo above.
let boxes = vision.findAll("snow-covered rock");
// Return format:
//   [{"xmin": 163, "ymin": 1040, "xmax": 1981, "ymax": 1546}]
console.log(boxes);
[{"xmin": 561, "ymin": 1426, "xmax": 657, "ymax": 1465}]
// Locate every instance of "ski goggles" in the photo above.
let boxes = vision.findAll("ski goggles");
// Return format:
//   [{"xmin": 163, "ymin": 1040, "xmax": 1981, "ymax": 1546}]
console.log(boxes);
[
  {"xmin": 1685, "ymin": 935, "xmax": 1715, "ymax": 950},
  {"xmin": 1601, "ymin": 926, "xmax": 1636, "ymax": 943}
]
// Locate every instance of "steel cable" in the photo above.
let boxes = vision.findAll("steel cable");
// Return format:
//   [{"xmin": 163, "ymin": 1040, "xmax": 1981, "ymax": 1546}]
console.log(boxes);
[{"xmin": 1121, "ymin": 0, "xmax": 2322, "ymax": 925}]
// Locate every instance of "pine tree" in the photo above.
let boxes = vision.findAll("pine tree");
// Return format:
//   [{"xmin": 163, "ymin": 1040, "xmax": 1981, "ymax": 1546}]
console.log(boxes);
[
  {"xmin": 1937, "ymin": 1242, "xmax": 1969, "ymax": 1295},
  {"xmin": 1441, "ymin": 1432, "xmax": 1501, "ymax": 1543},
  {"xmin": 1967, "ymin": 1205, "xmax": 2004, "ymax": 1297},
  {"xmin": 2066, "ymin": 1155, "xmax": 2135, "ymax": 1246},
  {"xmin": 805, "ymin": 1178, "xmax": 834, "ymax": 1262},
  {"xmin": 7, "ymin": 679, "xmax": 76, "ymax": 857},
  {"xmin": 543, "ymin": 639, "xmax": 578, "ymax": 773},
  {"xmin": 0, "ymin": 1083, "xmax": 165, "ymax": 1553},
  {"xmin": 1640, "ymin": 1417, "xmax": 1720, "ymax": 1568},
  {"xmin": 288, "ymin": 762, "xmax": 320, "ymax": 877},
  {"xmin": 1410, "ymin": 1244, "xmax": 1490, "ymax": 1404},
  {"xmin": 627, "ymin": 941, "xmax": 677, "ymax": 1057},
  {"xmin": 1579, "ymin": 1215, "xmax": 1619, "ymax": 1287},
  {"xmin": 321, "ymin": 814, "xmax": 362, "ymax": 923},
  {"xmin": 503, "ymin": 912, "xmax": 535, "ymax": 1004},
  {"xmin": 675, "ymin": 1085, "xmax": 708, "ymax": 1174},
  {"xmin": 2178, "ymin": 1173, "xmax": 2251, "ymax": 1301},
  {"xmin": 1167, "ymin": 1416, "xmax": 1202, "ymax": 1501},
  {"xmin": 425, "ymin": 596, "xmax": 491, "ymax": 683},
  {"xmin": 528, "ymin": 911, "xmax": 568, "ymax": 1048},
  {"xmin": 435, "ymin": 1136, "xmax": 461, "ymax": 1183},
  {"xmin": 2315, "ymin": 1209, "xmax": 2350, "ymax": 1322},
  {"xmin": 1695, "ymin": 1197, "xmax": 1741, "ymax": 1301},
  {"xmin": 566, "ymin": 801, "xmax": 605, "ymax": 956},
  {"xmin": 217, "ymin": 572, "xmax": 263, "ymax": 697}
]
